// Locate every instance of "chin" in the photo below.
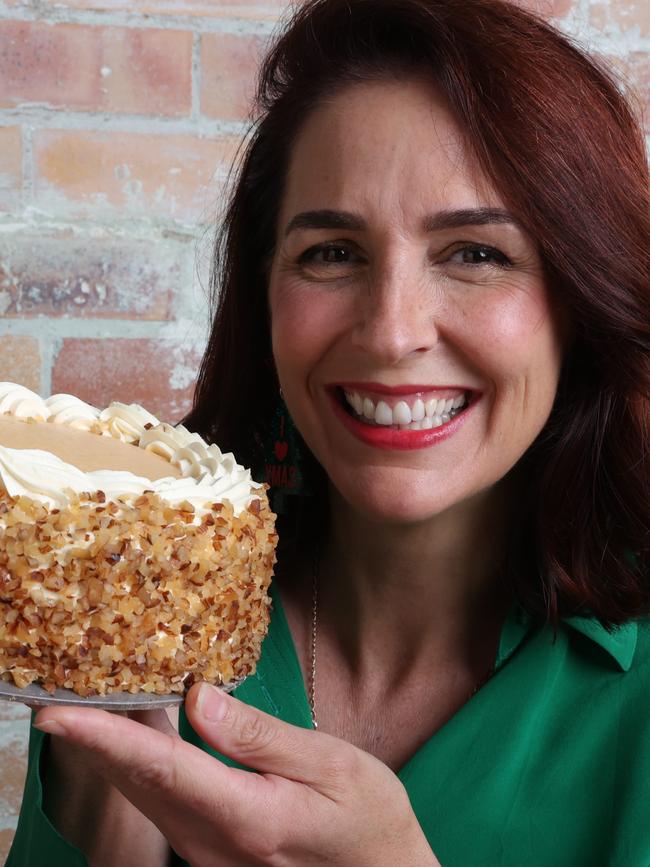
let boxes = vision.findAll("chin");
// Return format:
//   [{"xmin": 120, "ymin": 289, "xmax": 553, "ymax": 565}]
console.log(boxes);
[{"xmin": 330, "ymin": 468, "xmax": 469, "ymax": 526}]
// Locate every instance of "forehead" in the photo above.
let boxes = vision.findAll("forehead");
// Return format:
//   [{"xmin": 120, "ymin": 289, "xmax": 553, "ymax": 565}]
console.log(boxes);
[{"xmin": 279, "ymin": 77, "xmax": 503, "ymax": 226}]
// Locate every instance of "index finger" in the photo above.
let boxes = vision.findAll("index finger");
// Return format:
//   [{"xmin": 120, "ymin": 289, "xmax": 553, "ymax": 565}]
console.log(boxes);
[{"xmin": 33, "ymin": 706, "xmax": 265, "ymax": 828}]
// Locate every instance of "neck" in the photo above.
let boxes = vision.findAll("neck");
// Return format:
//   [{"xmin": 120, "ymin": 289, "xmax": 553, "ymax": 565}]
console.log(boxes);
[{"xmin": 315, "ymin": 477, "xmax": 517, "ymax": 683}]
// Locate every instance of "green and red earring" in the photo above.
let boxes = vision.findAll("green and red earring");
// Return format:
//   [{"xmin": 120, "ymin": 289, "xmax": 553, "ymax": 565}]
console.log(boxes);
[{"xmin": 262, "ymin": 390, "xmax": 311, "ymax": 513}]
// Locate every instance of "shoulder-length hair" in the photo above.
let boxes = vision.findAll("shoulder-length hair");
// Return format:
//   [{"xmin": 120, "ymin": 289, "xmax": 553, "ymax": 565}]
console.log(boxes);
[{"xmin": 183, "ymin": 0, "xmax": 650, "ymax": 628}]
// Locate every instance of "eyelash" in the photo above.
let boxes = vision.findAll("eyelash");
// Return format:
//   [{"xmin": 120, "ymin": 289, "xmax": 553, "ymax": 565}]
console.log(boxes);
[{"xmin": 297, "ymin": 242, "xmax": 512, "ymax": 268}]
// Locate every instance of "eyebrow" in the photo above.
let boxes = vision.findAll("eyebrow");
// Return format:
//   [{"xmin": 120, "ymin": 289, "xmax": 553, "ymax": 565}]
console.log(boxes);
[{"xmin": 283, "ymin": 207, "xmax": 521, "ymax": 237}]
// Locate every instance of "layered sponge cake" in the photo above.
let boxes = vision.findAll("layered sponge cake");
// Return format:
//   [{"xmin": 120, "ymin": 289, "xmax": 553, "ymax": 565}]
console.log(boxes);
[{"xmin": 0, "ymin": 383, "xmax": 277, "ymax": 697}]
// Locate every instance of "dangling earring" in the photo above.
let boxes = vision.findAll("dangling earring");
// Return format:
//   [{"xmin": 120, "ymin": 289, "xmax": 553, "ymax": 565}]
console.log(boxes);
[{"xmin": 262, "ymin": 389, "xmax": 311, "ymax": 513}]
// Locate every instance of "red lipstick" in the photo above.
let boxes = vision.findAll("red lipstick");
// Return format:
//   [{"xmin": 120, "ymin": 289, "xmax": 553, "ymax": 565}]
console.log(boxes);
[{"xmin": 328, "ymin": 389, "xmax": 475, "ymax": 451}]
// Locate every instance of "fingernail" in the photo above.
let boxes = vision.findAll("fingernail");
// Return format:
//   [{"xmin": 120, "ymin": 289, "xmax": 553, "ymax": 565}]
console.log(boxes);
[
  {"xmin": 34, "ymin": 719, "xmax": 68, "ymax": 737},
  {"xmin": 196, "ymin": 682, "xmax": 227, "ymax": 722}
]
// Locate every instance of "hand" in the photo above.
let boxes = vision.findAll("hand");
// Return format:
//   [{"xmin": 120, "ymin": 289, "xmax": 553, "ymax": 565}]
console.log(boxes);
[{"xmin": 34, "ymin": 683, "xmax": 440, "ymax": 867}]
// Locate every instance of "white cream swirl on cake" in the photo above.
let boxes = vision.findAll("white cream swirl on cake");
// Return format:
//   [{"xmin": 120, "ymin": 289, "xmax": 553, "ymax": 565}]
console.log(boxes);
[{"xmin": 0, "ymin": 383, "xmax": 277, "ymax": 696}]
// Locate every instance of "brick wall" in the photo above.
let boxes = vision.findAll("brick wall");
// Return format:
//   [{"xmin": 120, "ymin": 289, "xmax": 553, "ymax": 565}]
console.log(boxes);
[{"xmin": 0, "ymin": 0, "xmax": 648, "ymax": 860}]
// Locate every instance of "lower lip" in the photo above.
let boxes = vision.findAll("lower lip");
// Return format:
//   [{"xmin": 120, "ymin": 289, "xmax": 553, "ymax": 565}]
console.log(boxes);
[{"xmin": 329, "ymin": 392, "xmax": 475, "ymax": 451}]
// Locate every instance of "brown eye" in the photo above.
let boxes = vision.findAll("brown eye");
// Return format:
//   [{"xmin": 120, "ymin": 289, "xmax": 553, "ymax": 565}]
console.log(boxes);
[
  {"xmin": 298, "ymin": 243, "xmax": 362, "ymax": 265},
  {"xmin": 448, "ymin": 245, "xmax": 512, "ymax": 267}
]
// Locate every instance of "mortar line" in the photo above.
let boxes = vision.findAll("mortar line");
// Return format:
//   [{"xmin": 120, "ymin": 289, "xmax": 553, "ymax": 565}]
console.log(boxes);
[
  {"xmin": 38, "ymin": 335, "xmax": 57, "ymax": 397},
  {"xmin": 20, "ymin": 124, "xmax": 35, "ymax": 204},
  {"xmin": 191, "ymin": 31, "xmax": 201, "ymax": 122},
  {"xmin": 0, "ymin": 109, "xmax": 249, "ymax": 138},
  {"xmin": 0, "ymin": 319, "xmax": 210, "ymax": 340},
  {"xmin": 0, "ymin": 3, "xmax": 280, "ymax": 35}
]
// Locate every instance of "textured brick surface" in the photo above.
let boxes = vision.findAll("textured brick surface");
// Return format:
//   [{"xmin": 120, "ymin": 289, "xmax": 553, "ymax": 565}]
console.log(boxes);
[
  {"xmin": 34, "ymin": 130, "xmax": 239, "ymax": 222},
  {"xmin": 24, "ymin": 0, "xmax": 287, "ymax": 18},
  {"xmin": 0, "ymin": 126, "xmax": 21, "ymax": 212},
  {"xmin": 0, "ymin": 336, "xmax": 42, "ymax": 393},
  {"xmin": 0, "ymin": 229, "xmax": 188, "ymax": 319},
  {"xmin": 52, "ymin": 338, "xmax": 202, "ymax": 421},
  {"xmin": 0, "ymin": 21, "xmax": 192, "ymax": 115},
  {"xmin": 0, "ymin": 702, "xmax": 31, "ymax": 865},
  {"xmin": 518, "ymin": 0, "xmax": 573, "ymax": 17},
  {"xmin": 591, "ymin": 0, "xmax": 650, "ymax": 36},
  {"xmin": 201, "ymin": 33, "xmax": 268, "ymax": 120}
]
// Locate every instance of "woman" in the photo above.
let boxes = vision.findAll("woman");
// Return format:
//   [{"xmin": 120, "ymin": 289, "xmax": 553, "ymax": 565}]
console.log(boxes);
[{"xmin": 8, "ymin": 0, "xmax": 649, "ymax": 864}]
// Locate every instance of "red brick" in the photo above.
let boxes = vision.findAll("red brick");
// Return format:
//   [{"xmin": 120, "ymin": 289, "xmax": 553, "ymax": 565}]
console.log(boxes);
[
  {"xmin": 0, "ymin": 336, "xmax": 41, "ymax": 392},
  {"xmin": 515, "ymin": 0, "xmax": 573, "ymax": 18},
  {"xmin": 0, "ymin": 21, "xmax": 192, "ymax": 116},
  {"xmin": 52, "ymin": 338, "xmax": 203, "ymax": 422},
  {"xmin": 1, "ymin": 827, "xmax": 19, "ymax": 866},
  {"xmin": 0, "ymin": 229, "xmax": 182, "ymax": 319},
  {"xmin": 201, "ymin": 33, "xmax": 267, "ymax": 120},
  {"xmin": 26, "ymin": 0, "xmax": 286, "ymax": 20},
  {"xmin": 0, "ymin": 126, "xmax": 21, "ymax": 212},
  {"xmin": 33, "ymin": 129, "xmax": 239, "ymax": 222},
  {"xmin": 591, "ymin": 1, "xmax": 650, "ymax": 38},
  {"xmin": 0, "ymin": 703, "xmax": 30, "ymax": 864}
]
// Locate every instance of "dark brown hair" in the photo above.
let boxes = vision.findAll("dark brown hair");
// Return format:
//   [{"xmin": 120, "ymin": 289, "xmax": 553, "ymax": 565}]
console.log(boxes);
[{"xmin": 184, "ymin": 0, "xmax": 650, "ymax": 627}]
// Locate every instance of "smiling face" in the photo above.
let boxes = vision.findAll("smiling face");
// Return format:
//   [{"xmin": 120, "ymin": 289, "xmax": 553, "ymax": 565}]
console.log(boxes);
[{"xmin": 268, "ymin": 77, "xmax": 566, "ymax": 524}]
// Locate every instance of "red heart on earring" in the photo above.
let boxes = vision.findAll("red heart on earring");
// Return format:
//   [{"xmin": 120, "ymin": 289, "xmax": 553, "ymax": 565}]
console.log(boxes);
[{"xmin": 274, "ymin": 441, "xmax": 289, "ymax": 461}]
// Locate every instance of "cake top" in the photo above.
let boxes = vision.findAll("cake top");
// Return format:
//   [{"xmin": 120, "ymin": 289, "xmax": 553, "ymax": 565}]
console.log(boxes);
[{"xmin": 0, "ymin": 383, "xmax": 262, "ymax": 515}]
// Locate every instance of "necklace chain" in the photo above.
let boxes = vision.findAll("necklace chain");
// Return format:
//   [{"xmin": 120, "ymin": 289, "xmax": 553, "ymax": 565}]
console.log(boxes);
[
  {"xmin": 309, "ymin": 553, "xmax": 319, "ymax": 729},
  {"xmin": 308, "ymin": 553, "xmax": 495, "ymax": 731}
]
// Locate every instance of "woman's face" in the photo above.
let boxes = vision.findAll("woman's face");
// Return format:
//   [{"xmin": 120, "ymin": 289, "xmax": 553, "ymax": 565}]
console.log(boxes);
[{"xmin": 268, "ymin": 78, "xmax": 566, "ymax": 524}]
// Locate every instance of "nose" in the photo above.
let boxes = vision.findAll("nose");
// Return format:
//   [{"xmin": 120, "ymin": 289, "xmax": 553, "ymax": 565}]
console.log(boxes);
[{"xmin": 351, "ymin": 258, "xmax": 442, "ymax": 365}]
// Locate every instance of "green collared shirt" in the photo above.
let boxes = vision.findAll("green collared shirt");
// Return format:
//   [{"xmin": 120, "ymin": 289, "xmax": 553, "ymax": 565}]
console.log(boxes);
[{"xmin": 6, "ymin": 585, "xmax": 650, "ymax": 866}]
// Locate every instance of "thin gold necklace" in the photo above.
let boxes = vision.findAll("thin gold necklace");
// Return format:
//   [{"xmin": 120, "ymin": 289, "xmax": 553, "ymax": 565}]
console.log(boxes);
[{"xmin": 308, "ymin": 554, "xmax": 495, "ymax": 731}]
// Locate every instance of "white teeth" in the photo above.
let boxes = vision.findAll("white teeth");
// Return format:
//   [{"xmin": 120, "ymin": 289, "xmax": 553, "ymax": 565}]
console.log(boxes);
[
  {"xmin": 345, "ymin": 391, "xmax": 363, "ymax": 415},
  {"xmin": 411, "ymin": 398, "xmax": 425, "ymax": 421},
  {"xmin": 374, "ymin": 401, "xmax": 393, "ymax": 425},
  {"xmin": 342, "ymin": 389, "xmax": 468, "ymax": 428},
  {"xmin": 392, "ymin": 401, "xmax": 412, "ymax": 425}
]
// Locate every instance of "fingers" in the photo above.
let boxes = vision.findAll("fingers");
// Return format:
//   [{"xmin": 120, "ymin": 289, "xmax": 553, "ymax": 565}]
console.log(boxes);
[
  {"xmin": 186, "ymin": 682, "xmax": 356, "ymax": 798},
  {"xmin": 32, "ymin": 706, "xmax": 264, "ymax": 828},
  {"xmin": 127, "ymin": 707, "xmax": 178, "ymax": 737}
]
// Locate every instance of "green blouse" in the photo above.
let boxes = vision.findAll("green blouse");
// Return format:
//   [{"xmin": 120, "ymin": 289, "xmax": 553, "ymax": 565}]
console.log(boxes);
[{"xmin": 6, "ymin": 584, "xmax": 650, "ymax": 867}]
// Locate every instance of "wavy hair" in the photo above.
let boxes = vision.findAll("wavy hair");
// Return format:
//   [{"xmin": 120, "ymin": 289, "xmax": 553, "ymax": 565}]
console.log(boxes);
[{"xmin": 184, "ymin": 0, "xmax": 650, "ymax": 627}]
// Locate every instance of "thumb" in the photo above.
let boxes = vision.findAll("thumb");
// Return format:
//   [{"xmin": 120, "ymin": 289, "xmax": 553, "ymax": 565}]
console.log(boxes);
[{"xmin": 185, "ymin": 682, "xmax": 353, "ymax": 797}]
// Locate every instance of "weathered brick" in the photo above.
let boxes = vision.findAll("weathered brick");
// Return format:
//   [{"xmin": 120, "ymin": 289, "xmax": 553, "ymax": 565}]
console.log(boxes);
[
  {"xmin": 201, "ymin": 33, "xmax": 267, "ymax": 120},
  {"xmin": 34, "ymin": 130, "xmax": 239, "ymax": 223},
  {"xmin": 0, "ymin": 229, "xmax": 192, "ymax": 319},
  {"xmin": 0, "ymin": 126, "xmax": 21, "ymax": 212},
  {"xmin": 591, "ymin": 0, "xmax": 650, "ymax": 38},
  {"xmin": 52, "ymin": 338, "xmax": 203, "ymax": 421},
  {"xmin": 0, "ymin": 336, "xmax": 41, "ymax": 392},
  {"xmin": 0, "ymin": 21, "xmax": 192, "ymax": 116},
  {"xmin": 0, "ymin": 703, "xmax": 31, "ymax": 863},
  {"xmin": 515, "ymin": 0, "xmax": 572, "ymax": 18},
  {"xmin": 21, "ymin": 0, "xmax": 287, "ymax": 20},
  {"xmin": 1, "ymin": 827, "xmax": 19, "ymax": 865}
]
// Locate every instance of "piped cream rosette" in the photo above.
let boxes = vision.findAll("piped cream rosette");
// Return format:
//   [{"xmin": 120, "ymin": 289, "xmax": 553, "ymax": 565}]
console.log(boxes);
[{"xmin": 0, "ymin": 383, "xmax": 277, "ymax": 697}]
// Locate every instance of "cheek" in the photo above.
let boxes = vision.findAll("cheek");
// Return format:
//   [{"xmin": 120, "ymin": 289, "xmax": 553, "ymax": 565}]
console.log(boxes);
[
  {"xmin": 269, "ymin": 283, "xmax": 351, "ymax": 377},
  {"xmin": 467, "ymin": 287, "xmax": 564, "ymax": 410}
]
